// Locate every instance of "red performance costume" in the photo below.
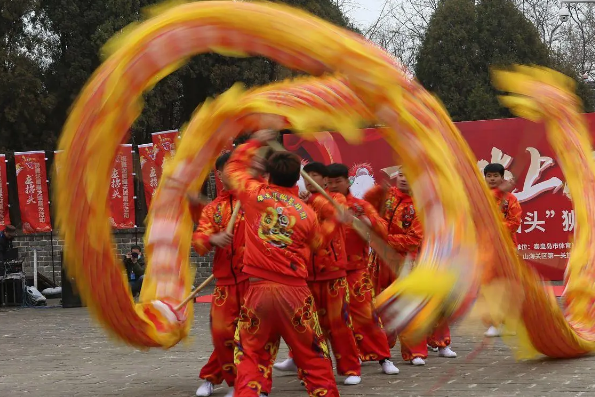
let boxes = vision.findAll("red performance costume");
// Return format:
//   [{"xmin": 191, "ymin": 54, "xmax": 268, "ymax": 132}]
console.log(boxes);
[
  {"xmin": 365, "ymin": 184, "xmax": 453, "ymax": 363},
  {"xmin": 305, "ymin": 191, "xmax": 361, "ymax": 377},
  {"xmin": 493, "ymin": 188, "xmax": 522, "ymax": 244},
  {"xmin": 225, "ymin": 139, "xmax": 339, "ymax": 397},
  {"xmin": 193, "ymin": 191, "xmax": 250, "ymax": 390},
  {"xmin": 343, "ymin": 193, "xmax": 393, "ymax": 362}
]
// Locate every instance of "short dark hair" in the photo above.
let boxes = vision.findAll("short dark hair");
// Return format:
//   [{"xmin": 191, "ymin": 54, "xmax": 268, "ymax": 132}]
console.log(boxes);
[
  {"xmin": 131, "ymin": 245, "xmax": 142, "ymax": 252},
  {"xmin": 303, "ymin": 162, "xmax": 328, "ymax": 177},
  {"xmin": 326, "ymin": 163, "xmax": 349, "ymax": 179},
  {"xmin": 484, "ymin": 163, "xmax": 505, "ymax": 177},
  {"xmin": 215, "ymin": 152, "xmax": 231, "ymax": 172},
  {"xmin": 267, "ymin": 151, "xmax": 301, "ymax": 187}
]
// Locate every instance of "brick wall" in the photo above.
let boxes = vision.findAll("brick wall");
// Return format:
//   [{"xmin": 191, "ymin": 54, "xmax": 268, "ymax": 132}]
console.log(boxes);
[{"xmin": 11, "ymin": 229, "xmax": 214, "ymax": 287}]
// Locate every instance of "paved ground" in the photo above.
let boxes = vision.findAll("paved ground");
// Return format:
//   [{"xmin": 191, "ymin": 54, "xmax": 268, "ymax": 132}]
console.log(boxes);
[{"xmin": 1, "ymin": 295, "xmax": 594, "ymax": 397}]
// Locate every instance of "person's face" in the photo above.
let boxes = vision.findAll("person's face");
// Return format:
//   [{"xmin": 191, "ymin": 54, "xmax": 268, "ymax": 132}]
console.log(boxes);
[
  {"xmin": 131, "ymin": 248, "xmax": 141, "ymax": 260},
  {"xmin": 217, "ymin": 169, "xmax": 231, "ymax": 190},
  {"xmin": 305, "ymin": 172, "xmax": 327, "ymax": 193},
  {"xmin": 396, "ymin": 171, "xmax": 409, "ymax": 192},
  {"xmin": 485, "ymin": 172, "xmax": 504, "ymax": 189},
  {"xmin": 327, "ymin": 176, "xmax": 350, "ymax": 195}
]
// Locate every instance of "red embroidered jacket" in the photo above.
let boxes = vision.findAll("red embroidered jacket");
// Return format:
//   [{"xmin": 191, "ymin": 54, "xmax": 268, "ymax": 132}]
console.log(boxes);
[
  {"xmin": 306, "ymin": 192, "xmax": 346, "ymax": 281},
  {"xmin": 192, "ymin": 191, "xmax": 247, "ymax": 286},
  {"xmin": 343, "ymin": 192, "xmax": 388, "ymax": 272},
  {"xmin": 189, "ymin": 202, "xmax": 205, "ymax": 226},
  {"xmin": 491, "ymin": 188, "xmax": 522, "ymax": 244},
  {"xmin": 225, "ymin": 139, "xmax": 328, "ymax": 286},
  {"xmin": 364, "ymin": 185, "xmax": 423, "ymax": 257}
]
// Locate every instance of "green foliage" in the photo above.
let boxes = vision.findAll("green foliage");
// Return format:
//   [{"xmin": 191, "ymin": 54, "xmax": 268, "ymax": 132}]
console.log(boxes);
[
  {"xmin": 415, "ymin": 0, "xmax": 594, "ymax": 121},
  {"xmin": 0, "ymin": 0, "xmax": 354, "ymax": 151}
]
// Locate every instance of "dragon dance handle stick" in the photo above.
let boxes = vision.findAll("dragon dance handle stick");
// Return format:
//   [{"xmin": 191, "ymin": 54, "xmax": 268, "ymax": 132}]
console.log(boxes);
[{"xmin": 174, "ymin": 201, "xmax": 242, "ymax": 311}]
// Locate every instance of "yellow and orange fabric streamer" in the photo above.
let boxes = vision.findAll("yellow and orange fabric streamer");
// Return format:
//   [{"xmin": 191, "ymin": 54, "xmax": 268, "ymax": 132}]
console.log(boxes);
[{"xmin": 55, "ymin": 1, "xmax": 595, "ymax": 359}]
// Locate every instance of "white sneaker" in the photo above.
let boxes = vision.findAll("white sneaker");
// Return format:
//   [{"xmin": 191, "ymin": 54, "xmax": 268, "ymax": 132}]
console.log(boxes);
[
  {"xmin": 196, "ymin": 381, "xmax": 214, "ymax": 397},
  {"xmin": 344, "ymin": 375, "xmax": 362, "ymax": 385},
  {"xmin": 224, "ymin": 388, "xmax": 235, "ymax": 397},
  {"xmin": 411, "ymin": 357, "xmax": 426, "ymax": 366},
  {"xmin": 428, "ymin": 344, "xmax": 439, "ymax": 352},
  {"xmin": 439, "ymin": 347, "xmax": 457, "ymax": 358},
  {"xmin": 273, "ymin": 357, "xmax": 298, "ymax": 372},
  {"xmin": 381, "ymin": 359, "xmax": 400, "ymax": 374},
  {"xmin": 484, "ymin": 326, "xmax": 501, "ymax": 337}
]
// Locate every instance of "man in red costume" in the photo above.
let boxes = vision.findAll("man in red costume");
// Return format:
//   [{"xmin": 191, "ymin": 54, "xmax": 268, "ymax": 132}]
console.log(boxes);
[
  {"xmin": 225, "ymin": 130, "xmax": 342, "ymax": 397},
  {"xmin": 326, "ymin": 163, "xmax": 401, "ymax": 373},
  {"xmin": 275, "ymin": 162, "xmax": 398, "ymax": 383},
  {"xmin": 193, "ymin": 153, "xmax": 253, "ymax": 397},
  {"xmin": 364, "ymin": 167, "xmax": 457, "ymax": 365},
  {"xmin": 483, "ymin": 163, "xmax": 522, "ymax": 338}
]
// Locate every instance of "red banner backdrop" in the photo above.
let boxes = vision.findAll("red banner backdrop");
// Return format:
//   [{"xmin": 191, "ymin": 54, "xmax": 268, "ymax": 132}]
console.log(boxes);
[
  {"xmin": 14, "ymin": 151, "xmax": 51, "ymax": 234},
  {"xmin": 138, "ymin": 143, "xmax": 160, "ymax": 208},
  {"xmin": 109, "ymin": 145, "xmax": 135, "ymax": 229},
  {"xmin": 0, "ymin": 155, "xmax": 10, "ymax": 230},
  {"xmin": 284, "ymin": 114, "xmax": 595, "ymax": 281},
  {"xmin": 151, "ymin": 130, "xmax": 179, "ymax": 170}
]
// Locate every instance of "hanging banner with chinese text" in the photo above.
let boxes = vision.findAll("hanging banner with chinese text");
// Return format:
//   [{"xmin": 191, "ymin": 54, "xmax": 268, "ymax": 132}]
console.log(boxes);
[
  {"xmin": 14, "ymin": 151, "xmax": 51, "ymax": 233},
  {"xmin": 138, "ymin": 143, "xmax": 160, "ymax": 208},
  {"xmin": 109, "ymin": 145, "xmax": 135, "ymax": 229},
  {"xmin": 151, "ymin": 130, "xmax": 179, "ymax": 171},
  {"xmin": 0, "ymin": 154, "xmax": 10, "ymax": 230},
  {"xmin": 284, "ymin": 115, "xmax": 595, "ymax": 281}
]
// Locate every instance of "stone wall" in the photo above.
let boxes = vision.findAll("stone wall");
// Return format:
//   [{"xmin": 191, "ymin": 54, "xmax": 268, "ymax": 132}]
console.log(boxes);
[
  {"xmin": 10, "ymin": 228, "xmax": 214, "ymax": 286},
  {"xmin": 7, "ymin": 171, "xmax": 219, "ymax": 287}
]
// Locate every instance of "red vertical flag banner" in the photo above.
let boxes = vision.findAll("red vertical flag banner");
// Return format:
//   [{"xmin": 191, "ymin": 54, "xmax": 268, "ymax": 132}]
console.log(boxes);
[
  {"xmin": 138, "ymin": 143, "xmax": 161, "ymax": 209},
  {"xmin": 0, "ymin": 154, "xmax": 10, "ymax": 230},
  {"xmin": 109, "ymin": 145, "xmax": 135, "ymax": 229},
  {"xmin": 14, "ymin": 151, "xmax": 51, "ymax": 234},
  {"xmin": 151, "ymin": 130, "xmax": 179, "ymax": 170}
]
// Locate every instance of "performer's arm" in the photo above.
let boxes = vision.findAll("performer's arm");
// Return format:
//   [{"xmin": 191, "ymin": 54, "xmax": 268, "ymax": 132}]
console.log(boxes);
[
  {"xmin": 505, "ymin": 195, "xmax": 522, "ymax": 234},
  {"xmin": 387, "ymin": 216, "xmax": 423, "ymax": 253},
  {"xmin": 362, "ymin": 201, "xmax": 388, "ymax": 239},
  {"xmin": 192, "ymin": 206, "xmax": 218, "ymax": 255},
  {"xmin": 225, "ymin": 139, "xmax": 264, "ymax": 201},
  {"xmin": 363, "ymin": 184, "xmax": 386, "ymax": 213}
]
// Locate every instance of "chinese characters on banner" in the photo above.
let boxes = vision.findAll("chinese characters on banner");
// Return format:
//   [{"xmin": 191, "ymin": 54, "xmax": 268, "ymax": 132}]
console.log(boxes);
[
  {"xmin": 14, "ymin": 151, "xmax": 51, "ymax": 234},
  {"xmin": 109, "ymin": 145, "xmax": 135, "ymax": 229},
  {"xmin": 0, "ymin": 154, "xmax": 10, "ymax": 230},
  {"xmin": 284, "ymin": 114, "xmax": 595, "ymax": 281},
  {"xmin": 138, "ymin": 143, "xmax": 161, "ymax": 208},
  {"xmin": 151, "ymin": 130, "xmax": 179, "ymax": 171}
]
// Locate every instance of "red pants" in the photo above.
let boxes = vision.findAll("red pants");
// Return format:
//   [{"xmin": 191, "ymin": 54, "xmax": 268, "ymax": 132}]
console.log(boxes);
[
  {"xmin": 235, "ymin": 281, "xmax": 339, "ymax": 397},
  {"xmin": 200, "ymin": 281, "xmax": 260, "ymax": 388},
  {"xmin": 308, "ymin": 278, "xmax": 361, "ymax": 376},
  {"xmin": 400, "ymin": 323, "xmax": 451, "ymax": 361},
  {"xmin": 346, "ymin": 269, "xmax": 391, "ymax": 361}
]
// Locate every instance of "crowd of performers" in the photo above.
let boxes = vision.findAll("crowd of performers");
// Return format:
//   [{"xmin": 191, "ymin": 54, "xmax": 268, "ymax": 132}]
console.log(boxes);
[{"xmin": 186, "ymin": 130, "xmax": 523, "ymax": 397}]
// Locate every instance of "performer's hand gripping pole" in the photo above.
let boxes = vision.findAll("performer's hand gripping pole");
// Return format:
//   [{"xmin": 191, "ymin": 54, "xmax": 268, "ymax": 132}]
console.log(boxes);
[{"xmin": 174, "ymin": 201, "xmax": 242, "ymax": 311}]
